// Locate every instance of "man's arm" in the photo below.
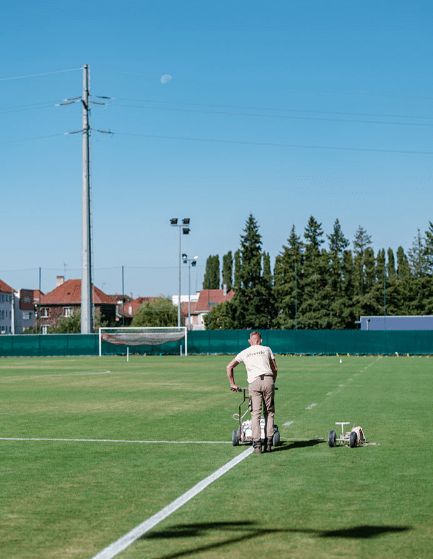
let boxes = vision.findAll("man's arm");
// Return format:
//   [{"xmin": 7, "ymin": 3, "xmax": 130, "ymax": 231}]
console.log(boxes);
[
  {"xmin": 270, "ymin": 356, "xmax": 278, "ymax": 381},
  {"xmin": 226, "ymin": 357, "xmax": 240, "ymax": 391}
]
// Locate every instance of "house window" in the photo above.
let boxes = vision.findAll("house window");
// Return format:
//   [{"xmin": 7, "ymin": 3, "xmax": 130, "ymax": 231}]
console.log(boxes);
[
  {"xmin": 42, "ymin": 308, "xmax": 49, "ymax": 317},
  {"xmin": 42, "ymin": 326, "xmax": 48, "ymax": 335},
  {"xmin": 22, "ymin": 312, "xmax": 32, "ymax": 321},
  {"xmin": 64, "ymin": 307, "xmax": 73, "ymax": 317}
]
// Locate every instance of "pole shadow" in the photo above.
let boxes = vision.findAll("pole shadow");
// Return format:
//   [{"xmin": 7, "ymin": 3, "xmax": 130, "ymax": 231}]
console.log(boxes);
[{"xmin": 142, "ymin": 521, "xmax": 411, "ymax": 559}]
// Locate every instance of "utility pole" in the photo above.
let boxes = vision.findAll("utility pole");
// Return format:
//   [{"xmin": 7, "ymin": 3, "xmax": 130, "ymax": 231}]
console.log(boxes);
[{"xmin": 81, "ymin": 64, "xmax": 92, "ymax": 334}]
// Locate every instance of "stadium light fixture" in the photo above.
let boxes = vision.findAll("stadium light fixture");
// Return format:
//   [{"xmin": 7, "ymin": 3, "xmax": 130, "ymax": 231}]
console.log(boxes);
[
  {"xmin": 183, "ymin": 254, "xmax": 199, "ymax": 331},
  {"xmin": 171, "ymin": 218, "xmax": 191, "ymax": 328}
]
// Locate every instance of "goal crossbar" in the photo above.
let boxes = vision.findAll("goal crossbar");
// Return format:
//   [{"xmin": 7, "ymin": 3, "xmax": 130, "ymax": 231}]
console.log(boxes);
[{"xmin": 99, "ymin": 327, "xmax": 187, "ymax": 356}]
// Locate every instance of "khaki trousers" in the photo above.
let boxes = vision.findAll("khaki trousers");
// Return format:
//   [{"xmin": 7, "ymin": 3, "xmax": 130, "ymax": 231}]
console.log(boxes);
[{"xmin": 248, "ymin": 375, "xmax": 275, "ymax": 442}]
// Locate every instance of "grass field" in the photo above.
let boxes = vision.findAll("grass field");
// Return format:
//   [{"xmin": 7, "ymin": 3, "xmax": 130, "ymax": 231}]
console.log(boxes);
[{"xmin": 0, "ymin": 353, "xmax": 432, "ymax": 559}]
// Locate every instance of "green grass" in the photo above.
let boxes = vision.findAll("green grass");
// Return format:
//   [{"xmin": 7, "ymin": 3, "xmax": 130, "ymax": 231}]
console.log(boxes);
[{"xmin": 0, "ymin": 354, "xmax": 432, "ymax": 558}]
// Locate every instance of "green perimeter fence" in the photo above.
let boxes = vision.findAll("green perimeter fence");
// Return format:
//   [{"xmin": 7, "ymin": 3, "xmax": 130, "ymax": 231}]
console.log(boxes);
[{"xmin": 0, "ymin": 330, "xmax": 432, "ymax": 357}]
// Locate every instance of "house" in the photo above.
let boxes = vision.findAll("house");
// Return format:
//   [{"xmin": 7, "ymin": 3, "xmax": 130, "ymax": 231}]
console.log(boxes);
[
  {"xmin": 192, "ymin": 288, "xmax": 235, "ymax": 330},
  {"xmin": 39, "ymin": 277, "xmax": 117, "ymax": 333},
  {"xmin": 180, "ymin": 300, "xmax": 199, "ymax": 330},
  {"xmin": 0, "ymin": 280, "xmax": 14, "ymax": 334},
  {"xmin": 0, "ymin": 280, "xmax": 38, "ymax": 334}
]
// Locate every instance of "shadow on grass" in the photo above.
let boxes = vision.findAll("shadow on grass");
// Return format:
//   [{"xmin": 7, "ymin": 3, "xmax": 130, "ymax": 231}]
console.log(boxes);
[
  {"xmin": 272, "ymin": 439, "xmax": 325, "ymax": 452},
  {"xmin": 143, "ymin": 521, "xmax": 411, "ymax": 558}
]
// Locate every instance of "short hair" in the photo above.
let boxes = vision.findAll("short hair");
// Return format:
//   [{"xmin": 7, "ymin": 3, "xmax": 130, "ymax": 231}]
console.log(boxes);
[{"xmin": 250, "ymin": 331, "xmax": 261, "ymax": 340}]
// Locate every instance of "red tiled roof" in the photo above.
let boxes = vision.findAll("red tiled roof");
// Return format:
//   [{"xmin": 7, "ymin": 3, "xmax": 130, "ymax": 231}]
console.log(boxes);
[
  {"xmin": 0, "ymin": 279, "xmax": 13, "ymax": 293},
  {"xmin": 33, "ymin": 290, "xmax": 44, "ymax": 303},
  {"xmin": 124, "ymin": 296, "xmax": 163, "ymax": 316},
  {"xmin": 195, "ymin": 289, "xmax": 234, "ymax": 312},
  {"xmin": 40, "ymin": 279, "xmax": 116, "ymax": 305},
  {"xmin": 180, "ymin": 301, "xmax": 198, "ymax": 317}
]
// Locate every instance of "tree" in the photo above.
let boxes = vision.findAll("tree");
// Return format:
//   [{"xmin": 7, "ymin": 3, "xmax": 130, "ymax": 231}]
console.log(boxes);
[
  {"xmin": 230, "ymin": 214, "xmax": 276, "ymax": 329},
  {"xmin": 326, "ymin": 219, "xmax": 350, "ymax": 328},
  {"xmin": 206, "ymin": 300, "xmax": 235, "ymax": 329},
  {"xmin": 203, "ymin": 255, "xmax": 220, "ymax": 289},
  {"xmin": 298, "ymin": 216, "xmax": 330, "ymax": 329},
  {"xmin": 222, "ymin": 251, "xmax": 233, "ymax": 290},
  {"xmin": 273, "ymin": 225, "xmax": 303, "ymax": 329},
  {"xmin": 49, "ymin": 309, "xmax": 108, "ymax": 333},
  {"xmin": 131, "ymin": 297, "xmax": 177, "ymax": 327}
]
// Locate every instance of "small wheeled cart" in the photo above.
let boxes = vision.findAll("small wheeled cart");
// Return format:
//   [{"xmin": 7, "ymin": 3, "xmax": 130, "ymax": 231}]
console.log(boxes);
[
  {"xmin": 231, "ymin": 387, "xmax": 281, "ymax": 447},
  {"xmin": 328, "ymin": 422, "xmax": 366, "ymax": 448}
]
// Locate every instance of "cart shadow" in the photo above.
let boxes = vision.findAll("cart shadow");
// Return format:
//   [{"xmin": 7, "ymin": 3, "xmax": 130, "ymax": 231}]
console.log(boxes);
[
  {"xmin": 142, "ymin": 521, "xmax": 411, "ymax": 558},
  {"xmin": 272, "ymin": 439, "xmax": 325, "ymax": 452}
]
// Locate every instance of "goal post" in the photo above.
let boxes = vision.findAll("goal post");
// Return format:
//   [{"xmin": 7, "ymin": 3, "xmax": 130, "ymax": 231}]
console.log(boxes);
[{"xmin": 99, "ymin": 327, "xmax": 188, "ymax": 357}]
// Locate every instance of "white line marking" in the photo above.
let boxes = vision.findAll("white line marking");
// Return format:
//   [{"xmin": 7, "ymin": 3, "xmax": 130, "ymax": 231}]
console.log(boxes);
[
  {"xmin": 339, "ymin": 384, "xmax": 344, "ymax": 387},
  {"xmin": 326, "ymin": 392, "xmax": 332, "ymax": 396},
  {"xmin": 91, "ymin": 447, "xmax": 253, "ymax": 559},
  {"xmin": 305, "ymin": 403, "xmax": 317, "ymax": 410},
  {"xmin": 0, "ymin": 437, "xmax": 231, "ymax": 444},
  {"xmin": 283, "ymin": 421, "xmax": 294, "ymax": 426}
]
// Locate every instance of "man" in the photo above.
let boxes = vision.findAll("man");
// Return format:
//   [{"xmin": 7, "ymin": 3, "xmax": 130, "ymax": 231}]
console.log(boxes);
[{"xmin": 226, "ymin": 331, "xmax": 278, "ymax": 454}]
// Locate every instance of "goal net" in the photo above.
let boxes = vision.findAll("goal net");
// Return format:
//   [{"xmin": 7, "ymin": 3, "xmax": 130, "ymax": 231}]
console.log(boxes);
[{"xmin": 99, "ymin": 327, "xmax": 187, "ymax": 356}]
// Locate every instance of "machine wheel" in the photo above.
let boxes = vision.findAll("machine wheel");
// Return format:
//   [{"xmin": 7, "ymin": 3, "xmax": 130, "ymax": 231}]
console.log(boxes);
[
  {"xmin": 232, "ymin": 429, "xmax": 240, "ymax": 446},
  {"xmin": 349, "ymin": 431, "xmax": 357, "ymax": 448},
  {"xmin": 328, "ymin": 430, "xmax": 337, "ymax": 447},
  {"xmin": 273, "ymin": 430, "xmax": 280, "ymax": 447}
]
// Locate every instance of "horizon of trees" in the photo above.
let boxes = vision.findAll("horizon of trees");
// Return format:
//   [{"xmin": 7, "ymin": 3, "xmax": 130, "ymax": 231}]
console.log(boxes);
[{"xmin": 203, "ymin": 214, "xmax": 433, "ymax": 330}]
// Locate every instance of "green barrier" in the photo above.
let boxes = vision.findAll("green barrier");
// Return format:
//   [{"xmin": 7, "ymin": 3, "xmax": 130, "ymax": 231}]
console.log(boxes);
[{"xmin": 0, "ymin": 330, "xmax": 432, "ymax": 357}]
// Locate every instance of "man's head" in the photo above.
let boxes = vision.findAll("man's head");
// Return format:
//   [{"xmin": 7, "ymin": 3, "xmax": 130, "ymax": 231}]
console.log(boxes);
[{"xmin": 249, "ymin": 331, "xmax": 262, "ymax": 346}]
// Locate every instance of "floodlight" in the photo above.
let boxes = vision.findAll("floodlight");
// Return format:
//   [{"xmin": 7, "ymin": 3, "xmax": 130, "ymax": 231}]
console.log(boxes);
[
  {"xmin": 170, "ymin": 218, "xmax": 178, "ymax": 225},
  {"xmin": 183, "ymin": 227, "xmax": 190, "ymax": 234},
  {"xmin": 191, "ymin": 260, "xmax": 196, "ymax": 267},
  {"xmin": 182, "ymin": 218, "xmax": 190, "ymax": 225}
]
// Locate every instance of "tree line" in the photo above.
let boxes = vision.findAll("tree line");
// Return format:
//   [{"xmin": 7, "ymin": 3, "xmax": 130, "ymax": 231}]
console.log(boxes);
[{"xmin": 204, "ymin": 214, "xmax": 433, "ymax": 330}]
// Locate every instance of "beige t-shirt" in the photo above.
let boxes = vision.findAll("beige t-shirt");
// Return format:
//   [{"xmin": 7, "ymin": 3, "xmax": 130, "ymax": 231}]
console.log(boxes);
[{"xmin": 235, "ymin": 345, "xmax": 275, "ymax": 384}]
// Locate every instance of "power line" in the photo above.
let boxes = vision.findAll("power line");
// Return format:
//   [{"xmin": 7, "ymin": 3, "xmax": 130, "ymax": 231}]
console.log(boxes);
[
  {"xmin": 114, "ymin": 97, "xmax": 433, "ymax": 121},
  {"xmin": 113, "ymin": 102, "xmax": 433, "ymax": 128},
  {"xmin": 99, "ymin": 69, "xmax": 433, "ymax": 100},
  {"xmin": 116, "ymin": 132, "xmax": 433, "ymax": 155},
  {"xmin": 0, "ymin": 68, "xmax": 82, "ymax": 81}
]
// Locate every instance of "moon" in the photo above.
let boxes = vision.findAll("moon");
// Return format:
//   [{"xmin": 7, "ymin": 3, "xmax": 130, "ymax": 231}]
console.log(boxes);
[{"xmin": 161, "ymin": 74, "xmax": 172, "ymax": 84}]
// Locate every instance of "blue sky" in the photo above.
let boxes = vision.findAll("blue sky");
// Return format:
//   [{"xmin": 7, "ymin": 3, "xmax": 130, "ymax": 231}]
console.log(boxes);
[{"xmin": 1, "ymin": 1, "xmax": 432, "ymax": 299}]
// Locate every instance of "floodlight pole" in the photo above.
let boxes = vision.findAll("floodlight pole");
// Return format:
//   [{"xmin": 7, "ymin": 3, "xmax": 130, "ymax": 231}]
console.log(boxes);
[
  {"xmin": 170, "ymin": 219, "xmax": 191, "ymax": 328},
  {"xmin": 81, "ymin": 64, "xmax": 92, "ymax": 334},
  {"xmin": 183, "ymin": 255, "xmax": 198, "ymax": 330}
]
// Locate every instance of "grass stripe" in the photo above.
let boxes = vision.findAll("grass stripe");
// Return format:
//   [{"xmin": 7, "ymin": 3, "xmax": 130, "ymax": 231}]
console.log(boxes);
[{"xmin": 0, "ymin": 437, "xmax": 231, "ymax": 444}]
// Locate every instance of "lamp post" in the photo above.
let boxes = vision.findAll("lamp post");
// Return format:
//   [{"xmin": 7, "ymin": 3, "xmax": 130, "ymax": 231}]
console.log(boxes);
[
  {"xmin": 183, "ymin": 254, "xmax": 198, "ymax": 330},
  {"xmin": 170, "ymin": 218, "xmax": 190, "ymax": 328}
]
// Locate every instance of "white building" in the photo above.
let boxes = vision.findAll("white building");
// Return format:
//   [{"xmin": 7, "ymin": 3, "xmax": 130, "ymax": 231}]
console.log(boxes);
[{"xmin": 0, "ymin": 280, "xmax": 35, "ymax": 334}]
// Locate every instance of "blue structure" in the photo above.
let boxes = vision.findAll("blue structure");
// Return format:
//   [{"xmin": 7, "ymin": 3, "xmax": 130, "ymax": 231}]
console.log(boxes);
[{"xmin": 360, "ymin": 315, "xmax": 433, "ymax": 331}]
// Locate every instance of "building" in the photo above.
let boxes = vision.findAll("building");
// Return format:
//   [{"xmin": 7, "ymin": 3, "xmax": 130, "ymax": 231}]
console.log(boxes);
[
  {"xmin": 0, "ymin": 280, "xmax": 14, "ymax": 334},
  {"xmin": 39, "ymin": 277, "xmax": 117, "ymax": 333},
  {"xmin": 192, "ymin": 288, "xmax": 235, "ymax": 330},
  {"xmin": 360, "ymin": 315, "xmax": 433, "ymax": 331},
  {"xmin": 0, "ymin": 280, "xmax": 37, "ymax": 334}
]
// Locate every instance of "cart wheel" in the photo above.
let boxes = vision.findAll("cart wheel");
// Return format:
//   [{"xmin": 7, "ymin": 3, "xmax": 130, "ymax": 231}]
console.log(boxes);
[
  {"xmin": 273, "ymin": 430, "xmax": 280, "ymax": 447},
  {"xmin": 328, "ymin": 430, "xmax": 337, "ymax": 447},
  {"xmin": 349, "ymin": 431, "xmax": 357, "ymax": 448},
  {"xmin": 232, "ymin": 429, "xmax": 240, "ymax": 446}
]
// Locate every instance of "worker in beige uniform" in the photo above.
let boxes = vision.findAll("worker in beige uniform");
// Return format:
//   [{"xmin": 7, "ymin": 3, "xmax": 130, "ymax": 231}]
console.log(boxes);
[{"xmin": 226, "ymin": 331, "xmax": 278, "ymax": 454}]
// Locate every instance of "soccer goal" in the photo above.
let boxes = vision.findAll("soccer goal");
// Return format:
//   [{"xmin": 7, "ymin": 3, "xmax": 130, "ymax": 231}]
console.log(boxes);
[{"xmin": 99, "ymin": 327, "xmax": 188, "ymax": 357}]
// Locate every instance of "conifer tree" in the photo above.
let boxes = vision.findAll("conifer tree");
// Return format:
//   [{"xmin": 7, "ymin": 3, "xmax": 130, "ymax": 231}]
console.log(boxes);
[
  {"xmin": 298, "ymin": 216, "xmax": 329, "ymax": 329},
  {"xmin": 273, "ymin": 225, "xmax": 303, "ymax": 329},
  {"xmin": 222, "ymin": 251, "xmax": 233, "ymax": 290},
  {"xmin": 203, "ymin": 255, "xmax": 220, "ymax": 289},
  {"xmin": 230, "ymin": 214, "xmax": 275, "ymax": 329},
  {"xmin": 327, "ymin": 219, "xmax": 350, "ymax": 328}
]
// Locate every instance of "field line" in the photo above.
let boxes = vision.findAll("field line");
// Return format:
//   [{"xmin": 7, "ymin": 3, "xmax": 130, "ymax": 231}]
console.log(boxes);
[
  {"xmin": 91, "ymin": 446, "xmax": 253, "ymax": 559},
  {"xmin": 0, "ymin": 437, "xmax": 231, "ymax": 444}
]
